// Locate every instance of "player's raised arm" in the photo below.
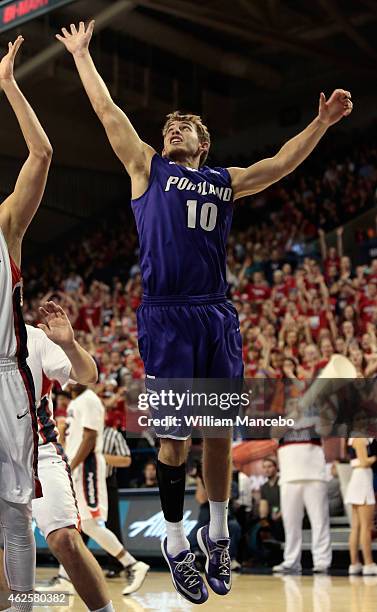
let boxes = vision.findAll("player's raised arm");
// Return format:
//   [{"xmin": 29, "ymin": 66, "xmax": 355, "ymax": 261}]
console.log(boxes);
[
  {"xmin": 0, "ymin": 37, "xmax": 53, "ymax": 257},
  {"xmin": 228, "ymin": 90, "xmax": 353, "ymax": 200},
  {"xmin": 38, "ymin": 301, "xmax": 98, "ymax": 385},
  {"xmin": 57, "ymin": 21, "xmax": 154, "ymax": 191}
]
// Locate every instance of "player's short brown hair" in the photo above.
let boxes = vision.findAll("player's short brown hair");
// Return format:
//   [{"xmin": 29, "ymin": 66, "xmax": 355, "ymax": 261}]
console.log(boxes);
[{"xmin": 162, "ymin": 111, "xmax": 211, "ymax": 166}]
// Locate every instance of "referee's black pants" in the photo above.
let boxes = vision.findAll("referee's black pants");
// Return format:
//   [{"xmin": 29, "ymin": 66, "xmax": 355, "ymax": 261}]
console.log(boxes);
[{"xmin": 105, "ymin": 472, "xmax": 124, "ymax": 571}]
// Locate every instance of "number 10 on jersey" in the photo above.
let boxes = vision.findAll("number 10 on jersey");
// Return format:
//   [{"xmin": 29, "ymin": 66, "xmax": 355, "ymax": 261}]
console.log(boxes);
[{"xmin": 187, "ymin": 200, "xmax": 218, "ymax": 231}]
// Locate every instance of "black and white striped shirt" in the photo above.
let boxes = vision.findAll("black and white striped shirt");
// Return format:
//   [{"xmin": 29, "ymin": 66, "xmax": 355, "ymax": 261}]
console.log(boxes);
[{"xmin": 103, "ymin": 427, "xmax": 131, "ymax": 478}]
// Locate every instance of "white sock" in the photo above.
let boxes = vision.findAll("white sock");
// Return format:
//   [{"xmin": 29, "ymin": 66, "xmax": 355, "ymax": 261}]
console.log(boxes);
[
  {"xmin": 90, "ymin": 603, "xmax": 114, "ymax": 612},
  {"xmin": 166, "ymin": 520, "xmax": 190, "ymax": 557},
  {"xmin": 209, "ymin": 499, "xmax": 229, "ymax": 541},
  {"xmin": 118, "ymin": 550, "xmax": 137, "ymax": 568},
  {"xmin": 58, "ymin": 564, "xmax": 70, "ymax": 581}
]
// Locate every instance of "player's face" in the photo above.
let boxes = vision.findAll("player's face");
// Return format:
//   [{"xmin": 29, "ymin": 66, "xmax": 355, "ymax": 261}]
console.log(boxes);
[{"xmin": 163, "ymin": 121, "xmax": 206, "ymax": 162}]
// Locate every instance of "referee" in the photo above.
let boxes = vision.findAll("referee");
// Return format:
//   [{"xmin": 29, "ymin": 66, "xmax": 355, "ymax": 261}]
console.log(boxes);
[{"xmin": 103, "ymin": 424, "xmax": 132, "ymax": 577}]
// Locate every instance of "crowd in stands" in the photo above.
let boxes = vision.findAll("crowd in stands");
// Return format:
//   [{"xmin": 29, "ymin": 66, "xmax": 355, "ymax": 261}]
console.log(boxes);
[{"xmin": 231, "ymin": 232, "xmax": 377, "ymax": 381}]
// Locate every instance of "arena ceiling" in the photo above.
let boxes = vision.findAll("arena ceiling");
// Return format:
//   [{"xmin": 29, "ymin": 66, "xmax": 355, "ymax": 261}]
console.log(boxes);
[
  {"xmin": 0, "ymin": 0, "xmax": 376, "ymax": 166},
  {"xmin": 0, "ymin": 0, "xmax": 376, "ymax": 245}
]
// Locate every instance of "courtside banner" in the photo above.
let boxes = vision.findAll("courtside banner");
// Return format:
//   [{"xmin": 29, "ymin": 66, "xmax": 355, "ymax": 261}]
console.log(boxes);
[
  {"xmin": 0, "ymin": 0, "xmax": 74, "ymax": 32},
  {"xmin": 34, "ymin": 488, "xmax": 198, "ymax": 557},
  {"xmin": 122, "ymin": 375, "xmax": 377, "ymax": 439}
]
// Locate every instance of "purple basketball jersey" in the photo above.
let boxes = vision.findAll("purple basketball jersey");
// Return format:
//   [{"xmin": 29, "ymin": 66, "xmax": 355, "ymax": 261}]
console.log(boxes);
[{"xmin": 131, "ymin": 154, "xmax": 234, "ymax": 297}]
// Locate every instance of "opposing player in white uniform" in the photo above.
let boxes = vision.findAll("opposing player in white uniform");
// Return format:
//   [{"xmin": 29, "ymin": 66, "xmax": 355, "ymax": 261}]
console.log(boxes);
[
  {"xmin": 28, "ymin": 301, "xmax": 117, "ymax": 612},
  {"xmin": 0, "ymin": 36, "xmax": 52, "ymax": 607},
  {"xmin": 0, "ymin": 302, "xmax": 115, "ymax": 611},
  {"xmin": 65, "ymin": 387, "xmax": 107, "ymax": 522},
  {"xmin": 62, "ymin": 385, "xmax": 150, "ymax": 595}
]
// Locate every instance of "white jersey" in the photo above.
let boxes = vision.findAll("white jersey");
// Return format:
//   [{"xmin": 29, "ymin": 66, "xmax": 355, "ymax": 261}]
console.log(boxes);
[
  {"xmin": 26, "ymin": 325, "xmax": 72, "ymax": 446},
  {"xmin": 278, "ymin": 414, "xmax": 327, "ymax": 483},
  {"xmin": 0, "ymin": 227, "xmax": 22, "ymax": 358},
  {"xmin": 0, "ymin": 229, "xmax": 41, "ymax": 503},
  {"xmin": 33, "ymin": 442, "xmax": 80, "ymax": 538},
  {"xmin": 65, "ymin": 389, "xmax": 107, "ymax": 520},
  {"xmin": 278, "ymin": 443, "xmax": 327, "ymax": 483},
  {"xmin": 65, "ymin": 389, "xmax": 105, "ymax": 462},
  {"xmin": 26, "ymin": 329, "xmax": 79, "ymax": 536}
]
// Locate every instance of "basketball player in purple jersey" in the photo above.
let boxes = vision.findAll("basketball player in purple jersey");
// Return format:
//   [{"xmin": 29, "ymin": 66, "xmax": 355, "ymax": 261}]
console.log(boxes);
[
  {"xmin": 58, "ymin": 21, "xmax": 353, "ymax": 604},
  {"xmin": 0, "ymin": 37, "xmax": 52, "ymax": 608}
]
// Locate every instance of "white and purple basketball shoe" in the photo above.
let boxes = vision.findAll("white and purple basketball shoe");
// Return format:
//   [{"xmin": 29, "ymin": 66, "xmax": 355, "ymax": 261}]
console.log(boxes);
[
  {"xmin": 161, "ymin": 538, "xmax": 209, "ymax": 604},
  {"xmin": 197, "ymin": 525, "xmax": 232, "ymax": 595}
]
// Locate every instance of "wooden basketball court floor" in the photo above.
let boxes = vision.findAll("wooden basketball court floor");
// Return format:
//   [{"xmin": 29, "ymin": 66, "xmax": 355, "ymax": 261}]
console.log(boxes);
[{"xmin": 34, "ymin": 567, "xmax": 377, "ymax": 611}]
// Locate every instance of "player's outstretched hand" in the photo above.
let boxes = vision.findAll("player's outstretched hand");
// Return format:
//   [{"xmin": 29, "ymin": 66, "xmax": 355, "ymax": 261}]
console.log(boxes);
[
  {"xmin": 0, "ymin": 36, "xmax": 23, "ymax": 82},
  {"xmin": 38, "ymin": 300, "xmax": 75, "ymax": 349},
  {"xmin": 318, "ymin": 89, "xmax": 353, "ymax": 126},
  {"xmin": 56, "ymin": 20, "xmax": 95, "ymax": 55}
]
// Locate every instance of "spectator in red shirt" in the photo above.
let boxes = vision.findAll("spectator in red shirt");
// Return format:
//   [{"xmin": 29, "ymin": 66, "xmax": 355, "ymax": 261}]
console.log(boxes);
[
  {"xmin": 271, "ymin": 270, "xmax": 289, "ymax": 303},
  {"xmin": 262, "ymin": 297, "xmax": 278, "ymax": 317},
  {"xmin": 358, "ymin": 282, "xmax": 377, "ymax": 327},
  {"xmin": 319, "ymin": 226, "xmax": 343, "ymax": 279},
  {"xmin": 342, "ymin": 304, "xmax": 358, "ymax": 327},
  {"xmin": 282, "ymin": 263, "xmax": 296, "ymax": 291},
  {"xmin": 284, "ymin": 300, "xmax": 300, "ymax": 321},
  {"xmin": 76, "ymin": 301, "xmax": 101, "ymax": 333},
  {"xmin": 284, "ymin": 329, "xmax": 299, "ymax": 359},
  {"xmin": 304, "ymin": 297, "xmax": 329, "ymax": 341},
  {"xmin": 335, "ymin": 336, "xmax": 347, "ymax": 355},
  {"xmin": 318, "ymin": 337, "xmax": 334, "ymax": 365},
  {"xmin": 298, "ymin": 343, "xmax": 320, "ymax": 379},
  {"xmin": 340, "ymin": 255, "xmax": 352, "ymax": 280},
  {"xmin": 340, "ymin": 320, "xmax": 357, "ymax": 355},
  {"xmin": 247, "ymin": 271, "xmax": 271, "ymax": 305}
]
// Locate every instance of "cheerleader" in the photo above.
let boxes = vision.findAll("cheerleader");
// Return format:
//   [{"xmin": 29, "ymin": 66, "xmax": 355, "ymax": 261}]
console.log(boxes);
[{"xmin": 345, "ymin": 434, "xmax": 377, "ymax": 575}]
